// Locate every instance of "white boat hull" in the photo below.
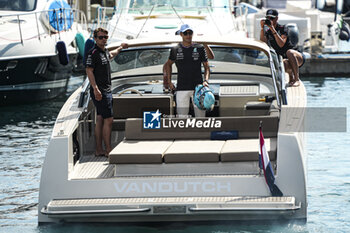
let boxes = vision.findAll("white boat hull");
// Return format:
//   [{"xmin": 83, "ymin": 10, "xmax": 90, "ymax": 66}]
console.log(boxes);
[{"xmin": 38, "ymin": 37, "xmax": 307, "ymax": 224}]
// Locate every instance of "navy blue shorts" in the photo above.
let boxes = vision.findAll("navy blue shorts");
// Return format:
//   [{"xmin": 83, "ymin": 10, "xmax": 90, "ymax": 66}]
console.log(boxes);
[
  {"xmin": 299, "ymin": 52, "xmax": 306, "ymax": 68},
  {"xmin": 90, "ymin": 89, "xmax": 113, "ymax": 119}
]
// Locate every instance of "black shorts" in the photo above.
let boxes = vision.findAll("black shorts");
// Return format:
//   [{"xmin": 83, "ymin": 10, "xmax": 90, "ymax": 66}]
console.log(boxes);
[{"xmin": 90, "ymin": 89, "xmax": 113, "ymax": 119}]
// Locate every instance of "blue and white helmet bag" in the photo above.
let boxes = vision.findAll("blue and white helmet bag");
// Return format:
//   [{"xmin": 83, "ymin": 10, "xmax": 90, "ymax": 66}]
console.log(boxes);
[{"xmin": 194, "ymin": 84, "xmax": 215, "ymax": 111}]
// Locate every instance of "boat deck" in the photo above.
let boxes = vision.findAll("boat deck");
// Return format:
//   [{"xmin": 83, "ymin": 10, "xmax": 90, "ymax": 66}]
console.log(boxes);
[{"xmin": 70, "ymin": 155, "xmax": 113, "ymax": 179}]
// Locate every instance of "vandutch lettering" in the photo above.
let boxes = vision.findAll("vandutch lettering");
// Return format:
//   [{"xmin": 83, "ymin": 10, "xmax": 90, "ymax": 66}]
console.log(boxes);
[{"xmin": 114, "ymin": 181, "xmax": 232, "ymax": 193}]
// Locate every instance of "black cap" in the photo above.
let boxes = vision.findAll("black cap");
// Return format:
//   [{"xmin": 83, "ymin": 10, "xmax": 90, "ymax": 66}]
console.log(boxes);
[{"xmin": 266, "ymin": 9, "xmax": 278, "ymax": 18}]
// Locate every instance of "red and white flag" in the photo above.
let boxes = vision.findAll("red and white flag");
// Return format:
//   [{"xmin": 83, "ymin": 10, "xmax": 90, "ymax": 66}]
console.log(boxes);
[{"xmin": 259, "ymin": 125, "xmax": 283, "ymax": 197}]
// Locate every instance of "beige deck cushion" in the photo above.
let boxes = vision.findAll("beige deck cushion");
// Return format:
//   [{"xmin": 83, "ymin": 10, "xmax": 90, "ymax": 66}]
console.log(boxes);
[
  {"xmin": 220, "ymin": 138, "xmax": 277, "ymax": 162},
  {"xmin": 109, "ymin": 140, "xmax": 173, "ymax": 164},
  {"xmin": 164, "ymin": 140, "xmax": 225, "ymax": 163}
]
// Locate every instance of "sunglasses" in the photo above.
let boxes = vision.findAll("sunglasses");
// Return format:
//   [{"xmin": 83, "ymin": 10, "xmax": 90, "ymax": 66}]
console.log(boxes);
[
  {"xmin": 183, "ymin": 30, "xmax": 193, "ymax": 36},
  {"xmin": 97, "ymin": 35, "xmax": 109, "ymax": 40}
]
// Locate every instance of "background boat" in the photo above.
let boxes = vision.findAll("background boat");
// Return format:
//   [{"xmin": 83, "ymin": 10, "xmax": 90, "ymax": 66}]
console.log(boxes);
[
  {"xmin": 0, "ymin": 0, "xmax": 88, "ymax": 105},
  {"xmin": 91, "ymin": 0, "xmax": 249, "ymax": 42}
]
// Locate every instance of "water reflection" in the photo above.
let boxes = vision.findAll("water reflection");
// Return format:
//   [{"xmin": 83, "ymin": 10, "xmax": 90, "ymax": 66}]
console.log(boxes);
[{"xmin": 0, "ymin": 76, "xmax": 84, "ymax": 231}]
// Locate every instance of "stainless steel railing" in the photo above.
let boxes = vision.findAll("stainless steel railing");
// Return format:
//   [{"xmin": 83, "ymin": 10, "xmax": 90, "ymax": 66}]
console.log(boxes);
[
  {"xmin": 0, "ymin": 8, "xmax": 88, "ymax": 45},
  {"xmin": 92, "ymin": 5, "xmax": 248, "ymax": 40}
]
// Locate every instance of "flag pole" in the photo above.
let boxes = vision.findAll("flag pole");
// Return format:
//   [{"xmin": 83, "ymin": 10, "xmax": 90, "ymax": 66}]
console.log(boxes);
[
  {"xmin": 258, "ymin": 120, "xmax": 283, "ymax": 197},
  {"xmin": 258, "ymin": 121, "xmax": 263, "ymax": 175}
]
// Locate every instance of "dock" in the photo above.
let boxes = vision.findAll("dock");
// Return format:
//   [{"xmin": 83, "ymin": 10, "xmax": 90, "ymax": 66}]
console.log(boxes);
[{"xmin": 300, "ymin": 54, "xmax": 350, "ymax": 77}]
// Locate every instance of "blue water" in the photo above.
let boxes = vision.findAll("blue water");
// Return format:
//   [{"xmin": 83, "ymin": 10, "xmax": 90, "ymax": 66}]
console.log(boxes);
[{"xmin": 1, "ymin": 76, "xmax": 350, "ymax": 232}]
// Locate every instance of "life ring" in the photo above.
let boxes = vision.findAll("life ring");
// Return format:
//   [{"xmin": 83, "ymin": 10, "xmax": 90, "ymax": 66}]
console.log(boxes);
[
  {"xmin": 56, "ymin": 41, "xmax": 69, "ymax": 65},
  {"xmin": 83, "ymin": 38, "xmax": 95, "ymax": 66},
  {"xmin": 75, "ymin": 32, "xmax": 86, "ymax": 57},
  {"xmin": 41, "ymin": 0, "xmax": 73, "ymax": 33}
]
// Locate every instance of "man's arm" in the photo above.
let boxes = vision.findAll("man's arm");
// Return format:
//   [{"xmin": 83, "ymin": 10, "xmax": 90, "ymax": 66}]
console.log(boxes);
[
  {"xmin": 109, "ymin": 43, "xmax": 128, "ymax": 59},
  {"xmin": 268, "ymin": 27, "xmax": 287, "ymax": 48},
  {"xmin": 202, "ymin": 61, "xmax": 210, "ymax": 86},
  {"xmin": 163, "ymin": 59, "xmax": 175, "ymax": 90},
  {"xmin": 86, "ymin": 67, "xmax": 102, "ymax": 101},
  {"xmin": 260, "ymin": 20, "xmax": 287, "ymax": 48},
  {"xmin": 260, "ymin": 19, "xmax": 267, "ymax": 43},
  {"xmin": 203, "ymin": 44, "xmax": 215, "ymax": 59}
]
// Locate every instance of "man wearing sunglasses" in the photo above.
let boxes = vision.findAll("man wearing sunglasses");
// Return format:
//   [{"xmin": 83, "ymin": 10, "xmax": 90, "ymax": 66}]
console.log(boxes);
[
  {"xmin": 260, "ymin": 9, "xmax": 305, "ymax": 87},
  {"xmin": 163, "ymin": 24, "xmax": 210, "ymax": 117},
  {"xmin": 86, "ymin": 27, "xmax": 128, "ymax": 157}
]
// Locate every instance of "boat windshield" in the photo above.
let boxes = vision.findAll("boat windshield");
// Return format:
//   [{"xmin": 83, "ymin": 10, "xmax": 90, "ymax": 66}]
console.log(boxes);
[
  {"xmin": 111, "ymin": 46, "xmax": 270, "ymax": 74},
  {"xmin": 117, "ymin": 0, "xmax": 231, "ymax": 13},
  {"xmin": 0, "ymin": 0, "xmax": 37, "ymax": 11}
]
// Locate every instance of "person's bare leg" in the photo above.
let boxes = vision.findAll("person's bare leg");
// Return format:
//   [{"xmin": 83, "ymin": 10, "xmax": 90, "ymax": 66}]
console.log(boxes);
[
  {"xmin": 286, "ymin": 50, "xmax": 303, "ymax": 86},
  {"xmin": 95, "ymin": 115, "xmax": 104, "ymax": 155},
  {"xmin": 283, "ymin": 59, "xmax": 294, "ymax": 85},
  {"xmin": 103, "ymin": 117, "xmax": 113, "ymax": 155}
]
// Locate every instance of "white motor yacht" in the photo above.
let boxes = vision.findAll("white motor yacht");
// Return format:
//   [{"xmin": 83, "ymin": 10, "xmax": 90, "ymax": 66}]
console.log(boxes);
[
  {"xmin": 38, "ymin": 36, "xmax": 307, "ymax": 224},
  {"xmin": 95, "ymin": 0, "xmax": 248, "ymax": 42},
  {"xmin": 0, "ymin": 0, "xmax": 88, "ymax": 105}
]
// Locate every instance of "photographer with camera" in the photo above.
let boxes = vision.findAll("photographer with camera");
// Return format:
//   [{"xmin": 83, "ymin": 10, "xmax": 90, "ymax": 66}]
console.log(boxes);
[{"xmin": 260, "ymin": 9, "xmax": 305, "ymax": 87}]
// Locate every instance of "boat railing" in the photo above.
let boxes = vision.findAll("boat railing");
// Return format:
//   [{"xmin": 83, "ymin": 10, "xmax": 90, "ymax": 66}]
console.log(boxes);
[
  {"xmin": 232, "ymin": 5, "xmax": 248, "ymax": 32},
  {"xmin": 93, "ymin": 5, "xmax": 248, "ymax": 39},
  {"xmin": 93, "ymin": 6, "xmax": 116, "ymax": 29},
  {"xmin": 0, "ymin": 8, "xmax": 88, "ymax": 45}
]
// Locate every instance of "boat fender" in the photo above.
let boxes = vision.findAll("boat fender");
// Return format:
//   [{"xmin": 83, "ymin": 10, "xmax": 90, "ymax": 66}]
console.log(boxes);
[
  {"xmin": 339, "ymin": 21, "xmax": 350, "ymax": 41},
  {"xmin": 75, "ymin": 32, "xmax": 86, "ymax": 57},
  {"xmin": 56, "ymin": 41, "xmax": 69, "ymax": 65},
  {"xmin": 193, "ymin": 84, "xmax": 215, "ymax": 111},
  {"xmin": 83, "ymin": 38, "xmax": 95, "ymax": 66},
  {"xmin": 285, "ymin": 23, "xmax": 299, "ymax": 47}
]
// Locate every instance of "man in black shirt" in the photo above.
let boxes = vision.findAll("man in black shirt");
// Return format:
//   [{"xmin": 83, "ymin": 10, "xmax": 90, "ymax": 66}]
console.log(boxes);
[
  {"xmin": 260, "ymin": 9, "xmax": 305, "ymax": 87},
  {"xmin": 163, "ymin": 24, "xmax": 210, "ymax": 117},
  {"xmin": 86, "ymin": 27, "xmax": 128, "ymax": 156}
]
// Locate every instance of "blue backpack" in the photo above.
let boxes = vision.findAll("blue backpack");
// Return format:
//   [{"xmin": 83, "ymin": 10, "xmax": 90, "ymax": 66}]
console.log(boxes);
[{"xmin": 193, "ymin": 84, "xmax": 215, "ymax": 111}]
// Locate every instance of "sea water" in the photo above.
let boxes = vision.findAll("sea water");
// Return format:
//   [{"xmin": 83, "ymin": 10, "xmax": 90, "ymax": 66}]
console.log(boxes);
[{"xmin": 0, "ymin": 76, "xmax": 350, "ymax": 233}]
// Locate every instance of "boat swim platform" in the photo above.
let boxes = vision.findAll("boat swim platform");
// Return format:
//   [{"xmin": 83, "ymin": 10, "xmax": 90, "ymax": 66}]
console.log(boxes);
[
  {"xmin": 300, "ymin": 54, "xmax": 350, "ymax": 76},
  {"xmin": 40, "ymin": 196, "xmax": 301, "ymax": 222}
]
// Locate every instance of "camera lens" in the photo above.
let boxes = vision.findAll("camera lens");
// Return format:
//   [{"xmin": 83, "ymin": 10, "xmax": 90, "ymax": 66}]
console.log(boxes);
[{"xmin": 265, "ymin": 19, "xmax": 271, "ymax": 26}]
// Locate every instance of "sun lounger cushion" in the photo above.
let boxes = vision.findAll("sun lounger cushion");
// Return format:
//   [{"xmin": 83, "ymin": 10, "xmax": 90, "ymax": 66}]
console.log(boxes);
[
  {"xmin": 163, "ymin": 140, "xmax": 225, "ymax": 163},
  {"xmin": 220, "ymin": 138, "xmax": 277, "ymax": 162},
  {"xmin": 109, "ymin": 140, "xmax": 173, "ymax": 164}
]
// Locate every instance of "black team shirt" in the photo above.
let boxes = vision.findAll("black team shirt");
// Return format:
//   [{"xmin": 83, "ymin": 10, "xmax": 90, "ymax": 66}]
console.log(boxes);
[
  {"xmin": 85, "ymin": 44, "xmax": 112, "ymax": 93},
  {"xmin": 169, "ymin": 43, "xmax": 208, "ymax": 91},
  {"xmin": 266, "ymin": 23, "xmax": 294, "ymax": 58}
]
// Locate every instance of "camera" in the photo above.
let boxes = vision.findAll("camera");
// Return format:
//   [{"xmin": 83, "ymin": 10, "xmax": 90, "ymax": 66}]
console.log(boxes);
[{"xmin": 264, "ymin": 19, "xmax": 271, "ymax": 26}]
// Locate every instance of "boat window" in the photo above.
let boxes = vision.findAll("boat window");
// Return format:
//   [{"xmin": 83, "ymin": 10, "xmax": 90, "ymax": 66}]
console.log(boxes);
[
  {"xmin": 211, "ymin": 47, "xmax": 269, "ymax": 67},
  {"xmin": 111, "ymin": 48, "xmax": 170, "ymax": 72},
  {"xmin": 111, "ymin": 46, "xmax": 270, "ymax": 73},
  {"xmin": 0, "ymin": 0, "xmax": 37, "ymax": 11}
]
